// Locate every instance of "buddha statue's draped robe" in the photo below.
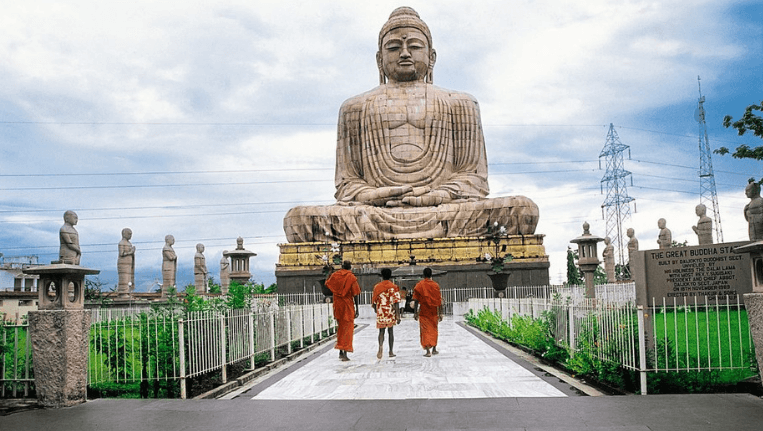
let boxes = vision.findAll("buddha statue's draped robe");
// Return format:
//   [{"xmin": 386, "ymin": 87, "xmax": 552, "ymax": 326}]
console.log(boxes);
[{"xmin": 283, "ymin": 83, "xmax": 539, "ymax": 242}]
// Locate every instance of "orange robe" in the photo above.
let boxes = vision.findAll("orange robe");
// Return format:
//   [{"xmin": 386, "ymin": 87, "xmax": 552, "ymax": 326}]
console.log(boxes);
[
  {"xmin": 413, "ymin": 278, "xmax": 442, "ymax": 349},
  {"xmin": 372, "ymin": 280, "xmax": 400, "ymax": 329},
  {"xmin": 326, "ymin": 269, "xmax": 361, "ymax": 352}
]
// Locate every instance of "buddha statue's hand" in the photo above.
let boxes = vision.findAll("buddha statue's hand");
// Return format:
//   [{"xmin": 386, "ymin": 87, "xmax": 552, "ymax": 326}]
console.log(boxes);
[
  {"xmin": 402, "ymin": 190, "xmax": 451, "ymax": 207},
  {"xmin": 356, "ymin": 185, "xmax": 414, "ymax": 206}
]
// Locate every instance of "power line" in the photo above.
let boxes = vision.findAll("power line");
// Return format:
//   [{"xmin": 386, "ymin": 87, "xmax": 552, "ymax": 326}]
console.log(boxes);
[
  {"xmin": 0, "ymin": 200, "xmax": 334, "ymax": 214},
  {"xmin": 0, "ymin": 168, "xmax": 333, "ymax": 178},
  {"xmin": 0, "ymin": 179, "xmax": 333, "ymax": 191}
]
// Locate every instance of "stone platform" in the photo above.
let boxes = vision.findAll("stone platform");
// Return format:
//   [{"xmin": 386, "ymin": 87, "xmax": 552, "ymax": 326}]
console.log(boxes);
[{"xmin": 275, "ymin": 235, "xmax": 549, "ymax": 293}]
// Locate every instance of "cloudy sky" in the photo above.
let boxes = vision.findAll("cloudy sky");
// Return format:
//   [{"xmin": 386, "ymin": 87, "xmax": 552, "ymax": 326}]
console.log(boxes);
[{"xmin": 1, "ymin": 0, "xmax": 762, "ymax": 291}]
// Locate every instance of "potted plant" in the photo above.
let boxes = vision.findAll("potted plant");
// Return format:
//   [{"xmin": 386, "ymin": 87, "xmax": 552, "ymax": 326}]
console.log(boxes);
[{"xmin": 476, "ymin": 222, "xmax": 513, "ymax": 291}]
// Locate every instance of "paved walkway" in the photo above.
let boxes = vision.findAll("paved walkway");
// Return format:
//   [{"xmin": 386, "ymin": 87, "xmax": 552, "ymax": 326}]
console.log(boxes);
[
  {"xmin": 244, "ymin": 318, "xmax": 568, "ymax": 400},
  {"xmin": 3, "ymin": 316, "xmax": 763, "ymax": 430}
]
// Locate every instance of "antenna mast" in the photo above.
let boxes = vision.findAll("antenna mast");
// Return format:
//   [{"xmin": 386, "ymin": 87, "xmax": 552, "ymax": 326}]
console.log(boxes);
[
  {"xmin": 600, "ymin": 123, "xmax": 635, "ymax": 279},
  {"xmin": 696, "ymin": 76, "xmax": 724, "ymax": 243}
]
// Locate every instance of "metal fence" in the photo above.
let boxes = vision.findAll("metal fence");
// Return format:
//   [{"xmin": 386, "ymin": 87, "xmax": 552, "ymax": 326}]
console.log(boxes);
[
  {"xmin": 88, "ymin": 302, "xmax": 335, "ymax": 398},
  {"xmin": 0, "ymin": 323, "xmax": 33, "ymax": 398},
  {"xmin": 468, "ymin": 292, "xmax": 755, "ymax": 394}
]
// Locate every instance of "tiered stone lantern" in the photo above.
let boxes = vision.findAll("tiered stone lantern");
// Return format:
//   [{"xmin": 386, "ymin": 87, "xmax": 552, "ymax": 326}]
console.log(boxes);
[
  {"xmin": 570, "ymin": 222, "xmax": 604, "ymax": 298},
  {"xmin": 224, "ymin": 237, "xmax": 257, "ymax": 286}
]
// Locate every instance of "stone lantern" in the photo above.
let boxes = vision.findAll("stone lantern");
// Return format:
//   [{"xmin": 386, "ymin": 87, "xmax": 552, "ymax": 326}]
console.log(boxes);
[
  {"xmin": 224, "ymin": 237, "xmax": 257, "ymax": 285},
  {"xmin": 570, "ymin": 222, "xmax": 604, "ymax": 298},
  {"xmin": 23, "ymin": 260, "xmax": 99, "ymax": 407}
]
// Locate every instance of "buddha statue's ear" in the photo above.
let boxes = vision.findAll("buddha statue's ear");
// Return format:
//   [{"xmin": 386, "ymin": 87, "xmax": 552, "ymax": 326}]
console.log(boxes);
[
  {"xmin": 427, "ymin": 49, "xmax": 437, "ymax": 84},
  {"xmin": 376, "ymin": 51, "xmax": 386, "ymax": 85}
]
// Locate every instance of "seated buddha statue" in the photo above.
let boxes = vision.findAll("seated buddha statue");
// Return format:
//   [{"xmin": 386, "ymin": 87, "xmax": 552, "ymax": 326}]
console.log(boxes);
[{"xmin": 283, "ymin": 7, "xmax": 539, "ymax": 242}]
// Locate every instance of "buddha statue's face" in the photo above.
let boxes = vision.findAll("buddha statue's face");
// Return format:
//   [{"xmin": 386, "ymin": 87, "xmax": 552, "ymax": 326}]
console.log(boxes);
[{"xmin": 378, "ymin": 27, "xmax": 433, "ymax": 83}]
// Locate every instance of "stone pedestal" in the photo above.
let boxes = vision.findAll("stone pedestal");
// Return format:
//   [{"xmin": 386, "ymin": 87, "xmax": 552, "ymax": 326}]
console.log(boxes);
[
  {"xmin": 27, "ymin": 309, "xmax": 91, "ymax": 408},
  {"xmin": 744, "ymin": 293, "xmax": 763, "ymax": 378}
]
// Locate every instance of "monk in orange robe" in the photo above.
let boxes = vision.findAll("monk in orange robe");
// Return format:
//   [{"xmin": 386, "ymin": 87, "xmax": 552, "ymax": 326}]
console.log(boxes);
[
  {"xmin": 372, "ymin": 268, "xmax": 401, "ymax": 359},
  {"xmin": 326, "ymin": 260, "xmax": 361, "ymax": 361},
  {"xmin": 413, "ymin": 267, "xmax": 443, "ymax": 357}
]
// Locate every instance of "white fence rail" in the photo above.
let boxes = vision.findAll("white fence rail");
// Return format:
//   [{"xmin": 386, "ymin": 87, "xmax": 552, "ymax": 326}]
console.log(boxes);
[
  {"xmin": 468, "ymin": 292, "xmax": 755, "ymax": 394},
  {"xmin": 1, "ymin": 324, "xmax": 33, "ymax": 398},
  {"xmin": 88, "ymin": 302, "xmax": 335, "ymax": 398}
]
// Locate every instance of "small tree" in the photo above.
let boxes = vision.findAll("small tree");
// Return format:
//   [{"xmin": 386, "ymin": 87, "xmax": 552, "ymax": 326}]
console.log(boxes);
[
  {"xmin": 714, "ymin": 101, "xmax": 763, "ymax": 169},
  {"xmin": 566, "ymin": 248, "xmax": 583, "ymax": 286}
]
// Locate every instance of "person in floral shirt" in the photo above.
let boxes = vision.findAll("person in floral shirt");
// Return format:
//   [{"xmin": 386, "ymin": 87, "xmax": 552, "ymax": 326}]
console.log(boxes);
[{"xmin": 372, "ymin": 268, "xmax": 401, "ymax": 359}]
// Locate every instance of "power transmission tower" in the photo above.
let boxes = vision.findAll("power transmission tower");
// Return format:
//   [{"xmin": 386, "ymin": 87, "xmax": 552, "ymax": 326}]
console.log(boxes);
[
  {"xmin": 696, "ymin": 76, "xmax": 724, "ymax": 243},
  {"xmin": 600, "ymin": 123, "xmax": 635, "ymax": 279}
]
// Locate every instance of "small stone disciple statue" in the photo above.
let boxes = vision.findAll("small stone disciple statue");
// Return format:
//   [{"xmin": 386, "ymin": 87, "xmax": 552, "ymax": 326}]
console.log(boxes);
[
  {"xmin": 194, "ymin": 243, "xmax": 208, "ymax": 293},
  {"xmin": 602, "ymin": 237, "xmax": 615, "ymax": 283},
  {"xmin": 59, "ymin": 210, "xmax": 81, "ymax": 265},
  {"xmin": 220, "ymin": 252, "xmax": 230, "ymax": 294},
  {"xmin": 283, "ymin": 7, "xmax": 539, "ymax": 242},
  {"xmin": 657, "ymin": 218, "xmax": 672, "ymax": 249},
  {"xmin": 627, "ymin": 228, "xmax": 638, "ymax": 260},
  {"xmin": 745, "ymin": 182, "xmax": 763, "ymax": 241},
  {"xmin": 626, "ymin": 228, "xmax": 639, "ymax": 279},
  {"xmin": 117, "ymin": 228, "xmax": 136, "ymax": 297},
  {"xmin": 162, "ymin": 235, "xmax": 177, "ymax": 292},
  {"xmin": 692, "ymin": 204, "xmax": 713, "ymax": 245}
]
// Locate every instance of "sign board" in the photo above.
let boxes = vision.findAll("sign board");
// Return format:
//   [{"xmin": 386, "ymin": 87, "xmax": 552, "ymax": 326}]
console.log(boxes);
[{"xmin": 632, "ymin": 242, "xmax": 752, "ymax": 305}]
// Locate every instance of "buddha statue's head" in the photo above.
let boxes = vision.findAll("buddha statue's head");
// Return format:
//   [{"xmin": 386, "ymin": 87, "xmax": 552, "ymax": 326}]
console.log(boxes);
[{"xmin": 377, "ymin": 7, "xmax": 436, "ymax": 84}]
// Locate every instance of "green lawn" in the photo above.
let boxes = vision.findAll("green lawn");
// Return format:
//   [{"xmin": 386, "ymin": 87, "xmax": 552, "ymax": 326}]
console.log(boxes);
[{"xmin": 651, "ymin": 308, "xmax": 756, "ymax": 381}]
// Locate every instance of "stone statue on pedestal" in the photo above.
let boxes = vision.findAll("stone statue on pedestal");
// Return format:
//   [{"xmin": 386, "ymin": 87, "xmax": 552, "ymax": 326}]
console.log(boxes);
[
  {"xmin": 220, "ymin": 252, "xmax": 230, "ymax": 293},
  {"xmin": 627, "ymin": 228, "xmax": 638, "ymax": 260},
  {"xmin": 283, "ymin": 7, "xmax": 538, "ymax": 242},
  {"xmin": 194, "ymin": 243, "xmax": 208, "ymax": 293},
  {"xmin": 162, "ymin": 235, "xmax": 177, "ymax": 291},
  {"xmin": 59, "ymin": 210, "xmax": 81, "ymax": 265},
  {"xmin": 745, "ymin": 182, "xmax": 763, "ymax": 241},
  {"xmin": 603, "ymin": 236, "xmax": 615, "ymax": 283},
  {"xmin": 117, "ymin": 228, "xmax": 135, "ymax": 297},
  {"xmin": 657, "ymin": 218, "xmax": 672, "ymax": 249},
  {"xmin": 692, "ymin": 204, "xmax": 713, "ymax": 245}
]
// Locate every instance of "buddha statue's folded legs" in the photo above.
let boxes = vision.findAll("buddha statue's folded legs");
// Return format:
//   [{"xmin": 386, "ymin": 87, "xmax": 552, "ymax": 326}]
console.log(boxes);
[{"xmin": 283, "ymin": 196, "xmax": 539, "ymax": 243}]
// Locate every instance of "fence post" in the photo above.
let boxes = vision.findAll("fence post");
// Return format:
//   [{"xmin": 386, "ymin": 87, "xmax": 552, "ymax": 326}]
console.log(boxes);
[
  {"xmin": 286, "ymin": 307, "xmax": 293, "ymax": 355},
  {"xmin": 317, "ymin": 304, "xmax": 323, "ymax": 340},
  {"xmin": 299, "ymin": 306, "xmax": 304, "ymax": 349},
  {"xmin": 248, "ymin": 311, "xmax": 256, "ymax": 370},
  {"xmin": 269, "ymin": 311, "xmax": 276, "ymax": 362},
  {"xmin": 179, "ymin": 318, "xmax": 187, "ymax": 399},
  {"xmin": 1, "ymin": 330, "xmax": 6, "ymax": 398},
  {"xmin": 568, "ymin": 303, "xmax": 575, "ymax": 354},
  {"xmin": 637, "ymin": 305, "xmax": 648, "ymax": 395},
  {"xmin": 310, "ymin": 305, "xmax": 315, "ymax": 344},
  {"xmin": 220, "ymin": 313, "xmax": 227, "ymax": 384}
]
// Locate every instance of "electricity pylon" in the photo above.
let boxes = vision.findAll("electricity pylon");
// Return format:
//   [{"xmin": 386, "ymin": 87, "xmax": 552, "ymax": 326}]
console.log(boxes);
[
  {"xmin": 696, "ymin": 76, "xmax": 723, "ymax": 243},
  {"xmin": 600, "ymin": 123, "xmax": 635, "ymax": 279}
]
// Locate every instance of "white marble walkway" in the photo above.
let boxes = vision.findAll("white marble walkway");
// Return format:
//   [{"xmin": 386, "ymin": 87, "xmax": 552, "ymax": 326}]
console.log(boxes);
[{"xmin": 252, "ymin": 317, "xmax": 567, "ymax": 400}]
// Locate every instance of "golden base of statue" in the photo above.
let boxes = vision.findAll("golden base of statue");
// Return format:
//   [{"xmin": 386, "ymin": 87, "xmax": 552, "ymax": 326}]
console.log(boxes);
[{"xmin": 275, "ymin": 235, "xmax": 549, "ymax": 293}]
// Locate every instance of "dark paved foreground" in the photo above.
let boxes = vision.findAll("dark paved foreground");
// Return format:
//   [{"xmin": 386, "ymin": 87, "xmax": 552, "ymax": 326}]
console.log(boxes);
[{"xmin": 2, "ymin": 394, "xmax": 763, "ymax": 430}]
